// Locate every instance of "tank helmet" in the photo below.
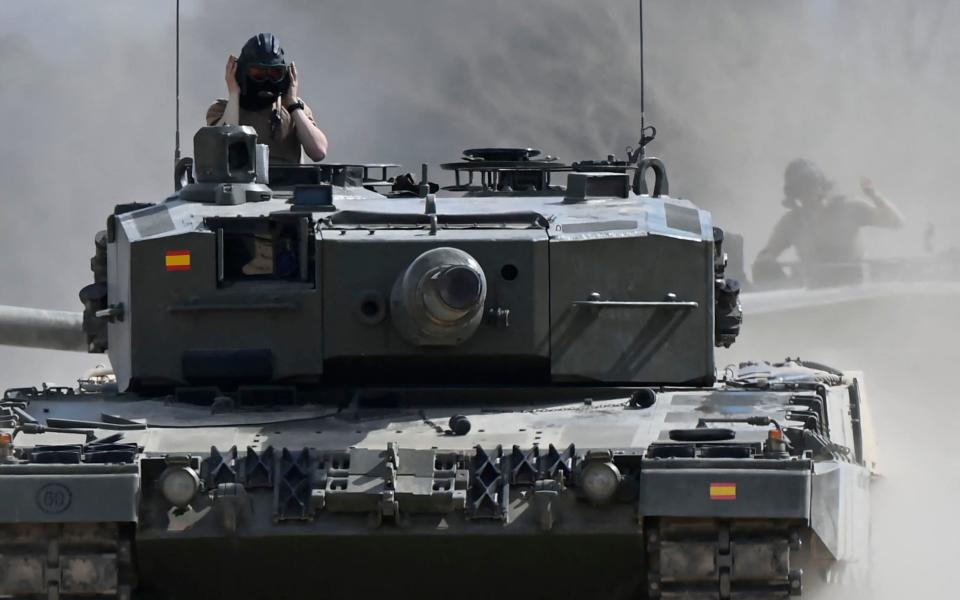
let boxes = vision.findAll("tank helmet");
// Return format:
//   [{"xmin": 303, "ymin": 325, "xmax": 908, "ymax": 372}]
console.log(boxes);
[
  {"xmin": 782, "ymin": 158, "xmax": 832, "ymax": 207},
  {"xmin": 236, "ymin": 33, "xmax": 290, "ymax": 111}
]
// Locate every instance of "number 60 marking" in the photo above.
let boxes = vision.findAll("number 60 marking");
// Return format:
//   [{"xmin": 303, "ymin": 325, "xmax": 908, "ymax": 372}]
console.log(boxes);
[{"xmin": 36, "ymin": 483, "xmax": 72, "ymax": 514}]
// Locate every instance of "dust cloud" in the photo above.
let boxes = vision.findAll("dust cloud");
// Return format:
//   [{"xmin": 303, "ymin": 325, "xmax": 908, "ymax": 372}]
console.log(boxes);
[
  {"xmin": 1, "ymin": 0, "xmax": 958, "ymax": 597},
  {"xmin": 720, "ymin": 297, "xmax": 960, "ymax": 599}
]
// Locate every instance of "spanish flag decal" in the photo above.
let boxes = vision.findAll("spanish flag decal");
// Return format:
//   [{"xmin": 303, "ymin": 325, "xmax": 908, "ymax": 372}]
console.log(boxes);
[
  {"xmin": 709, "ymin": 482, "xmax": 737, "ymax": 501},
  {"xmin": 165, "ymin": 250, "xmax": 191, "ymax": 272}
]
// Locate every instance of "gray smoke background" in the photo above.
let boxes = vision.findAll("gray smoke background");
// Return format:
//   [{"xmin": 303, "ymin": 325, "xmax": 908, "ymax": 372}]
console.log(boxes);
[{"xmin": 1, "ymin": 0, "xmax": 958, "ymax": 597}]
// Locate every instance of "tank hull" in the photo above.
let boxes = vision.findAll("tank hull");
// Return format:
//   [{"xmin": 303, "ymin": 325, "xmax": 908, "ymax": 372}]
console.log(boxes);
[{"xmin": 0, "ymin": 364, "xmax": 872, "ymax": 599}]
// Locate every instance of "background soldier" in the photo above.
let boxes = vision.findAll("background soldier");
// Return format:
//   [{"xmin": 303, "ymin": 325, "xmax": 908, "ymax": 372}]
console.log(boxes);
[{"xmin": 753, "ymin": 158, "xmax": 905, "ymax": 286}]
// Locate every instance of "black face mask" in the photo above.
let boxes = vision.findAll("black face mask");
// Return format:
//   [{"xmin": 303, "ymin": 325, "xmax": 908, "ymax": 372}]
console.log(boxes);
[{"xmin": 239, "ymin": 77, "xmax": 289, "ymax": 111}]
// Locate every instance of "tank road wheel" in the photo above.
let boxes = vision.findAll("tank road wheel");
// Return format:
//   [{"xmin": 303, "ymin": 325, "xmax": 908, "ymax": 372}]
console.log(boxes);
[
  {"xmin": 0, "ymin": 523, "xmax": 134, "ymax": 600},
  {"xmin": 645, "ymin": 522, "xmax": 662, "ymax": 599},
  {"xmin": 645, "ymin": 518, "xmax": 803, "ymax": 599}
]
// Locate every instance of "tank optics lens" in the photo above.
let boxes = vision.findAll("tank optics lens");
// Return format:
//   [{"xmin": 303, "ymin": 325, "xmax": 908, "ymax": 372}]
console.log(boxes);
[
  {"xmin": 579, "ymin": 461, "xmax": 622, "ymax": 505},
  {"xmin": 160, "ymin": 466, "xmax": 200, "ymax": 508},
  {"xmin": 437, "ymin": 265, "xmax": 483, "ymax": 310}
]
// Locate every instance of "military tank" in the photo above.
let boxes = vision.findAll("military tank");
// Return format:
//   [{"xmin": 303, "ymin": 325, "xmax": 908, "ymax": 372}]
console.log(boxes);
[{"xmin": 0, "ymin": 126, "xmax": 875, "ymax": 600}]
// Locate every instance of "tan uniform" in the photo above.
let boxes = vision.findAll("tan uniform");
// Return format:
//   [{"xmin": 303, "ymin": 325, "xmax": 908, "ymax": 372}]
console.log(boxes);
[
  {"xmin": 755, "ymin": 195, "xmax": 903, "ymax": 286},
  {"xmin": 206, "ymin": 99, "xmax": 317, "ymax": 164},
  {"xmin": 760, "ymin": 196, "xmax": 900, "ymax": 265}
]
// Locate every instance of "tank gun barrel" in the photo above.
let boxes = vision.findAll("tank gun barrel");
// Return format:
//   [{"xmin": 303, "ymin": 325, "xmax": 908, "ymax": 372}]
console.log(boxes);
[{"xmin": 0, "ymin": 305, "xmax": 87, "ymax": 352}]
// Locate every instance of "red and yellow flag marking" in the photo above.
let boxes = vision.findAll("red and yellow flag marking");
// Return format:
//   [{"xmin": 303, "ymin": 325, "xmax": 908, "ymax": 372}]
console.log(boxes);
[
  {"xmin": 709, "ymin": 482, "xmax": 737, "ymax": 501},
  {"xmin": 165, "ymin": 250, "xmax": 191, "ymax": 271}
]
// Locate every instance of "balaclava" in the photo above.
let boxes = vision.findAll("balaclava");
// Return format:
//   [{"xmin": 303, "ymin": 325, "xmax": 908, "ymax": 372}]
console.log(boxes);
[{"xmin": 236, "ymin": 33, "xmax": 290, "ymax": 112}]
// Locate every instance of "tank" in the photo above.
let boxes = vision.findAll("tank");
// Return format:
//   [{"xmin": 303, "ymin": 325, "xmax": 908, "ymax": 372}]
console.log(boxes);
[{"xmin": 0, "ymin": 126, "xmax": 876, "ymax": 600}]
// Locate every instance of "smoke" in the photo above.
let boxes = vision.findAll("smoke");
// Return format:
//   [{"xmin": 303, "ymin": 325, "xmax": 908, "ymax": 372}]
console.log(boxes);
[{"xmin": 1, "ymin": 0, "xmax": 959, "ymax": 597}]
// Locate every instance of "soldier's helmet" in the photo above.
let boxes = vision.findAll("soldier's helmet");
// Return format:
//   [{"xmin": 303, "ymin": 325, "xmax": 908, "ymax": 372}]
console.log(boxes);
[
  {"xmin": 783, "ymin": 158, "xmax": 832, "ymax": 207},
  {"xmin": 235, "ymin": 33, "xmax": 290, "ymax": 106}
]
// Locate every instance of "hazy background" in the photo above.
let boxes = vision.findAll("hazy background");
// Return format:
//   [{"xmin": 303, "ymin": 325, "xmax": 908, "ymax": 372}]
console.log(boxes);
[{"xmin": 1, "ymin": 1, "xmax": 958, "ymax": 597}]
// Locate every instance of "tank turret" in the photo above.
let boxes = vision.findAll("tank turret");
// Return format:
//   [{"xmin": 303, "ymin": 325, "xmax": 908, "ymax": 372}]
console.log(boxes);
[{"xmin": 63, "ymin": 127, "xmax": 743, "ymax": 391}]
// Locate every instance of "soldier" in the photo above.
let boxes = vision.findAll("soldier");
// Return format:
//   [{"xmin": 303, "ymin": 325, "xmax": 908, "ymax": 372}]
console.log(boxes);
[
  {"xmin": 752, "ymin": 158, "xmax": 905, "ymax": 286},
  {"xmin": 207, "ymin": 33, "xmax": 328, "ymax": 164}
]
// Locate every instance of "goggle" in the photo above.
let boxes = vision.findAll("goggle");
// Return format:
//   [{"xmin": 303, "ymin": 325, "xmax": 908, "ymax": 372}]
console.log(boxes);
[{"xmin": 246, "ymin": 65, "xmax": 287, "ymax": 83}]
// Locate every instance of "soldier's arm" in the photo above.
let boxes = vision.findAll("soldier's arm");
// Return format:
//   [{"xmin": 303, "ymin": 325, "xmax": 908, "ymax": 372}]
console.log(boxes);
[
  {"xmin": 211, "ymin": 56, "xmax": 242, "ymax": 126},
  {"xmin": 860, "ymin": 177, "xmax": 905, "ymax": 229},
  {"xmin": 754, "ymin": 214, "xmax": 795, "ymax": 264},
  {"xmin": 290, "ymin": 104, "xmax": 328, "ymax": 161},
  {"xmin": 284, "ymin": 63, "xmax": 327, "ymax": 161},
  {"xmin": 217, "ymin": 93, "xmax": 241, "ymax": 126}
]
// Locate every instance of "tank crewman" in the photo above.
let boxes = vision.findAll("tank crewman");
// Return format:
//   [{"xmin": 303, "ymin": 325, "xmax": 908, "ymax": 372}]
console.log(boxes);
[
  {"xmin": 206, "ymin": 33, "xmax": 328, "ymax": 164},
  {"xmin": 752, "ymin": 158, "xmax": 905, "ymax": 286}
]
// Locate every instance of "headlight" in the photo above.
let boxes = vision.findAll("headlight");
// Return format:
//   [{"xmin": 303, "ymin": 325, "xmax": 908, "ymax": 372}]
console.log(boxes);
[
  {"xmin": 160, "ymin": 466, "xmax": 200, "ymax": 508},
  {"xmin": 579, "ymin": 461, "xmax": 622, "ymax": 505}
]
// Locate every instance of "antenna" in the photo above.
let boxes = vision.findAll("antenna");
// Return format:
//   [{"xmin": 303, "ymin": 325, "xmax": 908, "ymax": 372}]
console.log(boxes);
[
  {"xmin": 629, "ymin": 0, "xmax": 656, "ymax": 163},
  {"xmin": 639, "ymin": 0, "xmax": 645, "ymax": 152},
  {"xmin": 174, "ymin": 0, "xmax": 181, "ymax": 165}
]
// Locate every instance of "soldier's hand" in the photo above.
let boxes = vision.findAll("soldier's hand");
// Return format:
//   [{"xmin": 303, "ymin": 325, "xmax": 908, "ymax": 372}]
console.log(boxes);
[
  {"xmin": 860, "ymin": 176, "xmax": 878, "ymax": 200},
  {"xmin": 225, "ymin": 55, "xmax": 241, "ymax": 96},
  {"xmin": 283, "ymin": 62, "xmax": 299, "ymax": 105}
]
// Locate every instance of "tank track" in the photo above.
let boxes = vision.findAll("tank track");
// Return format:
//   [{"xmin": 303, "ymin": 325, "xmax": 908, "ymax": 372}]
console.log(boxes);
[
  {"xmin": 647, "ymin": 518, "xmax": 803, "ymax": 599},
  {"xmin": 0, "ymin": 523, "xmax": 133, "ymax": 599}
]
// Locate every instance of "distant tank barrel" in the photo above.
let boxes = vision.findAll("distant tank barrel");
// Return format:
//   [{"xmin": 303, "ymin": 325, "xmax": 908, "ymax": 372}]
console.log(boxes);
[{"xmin": 0, "ymin": 305, "xmax": 87, "ymax": 352}]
